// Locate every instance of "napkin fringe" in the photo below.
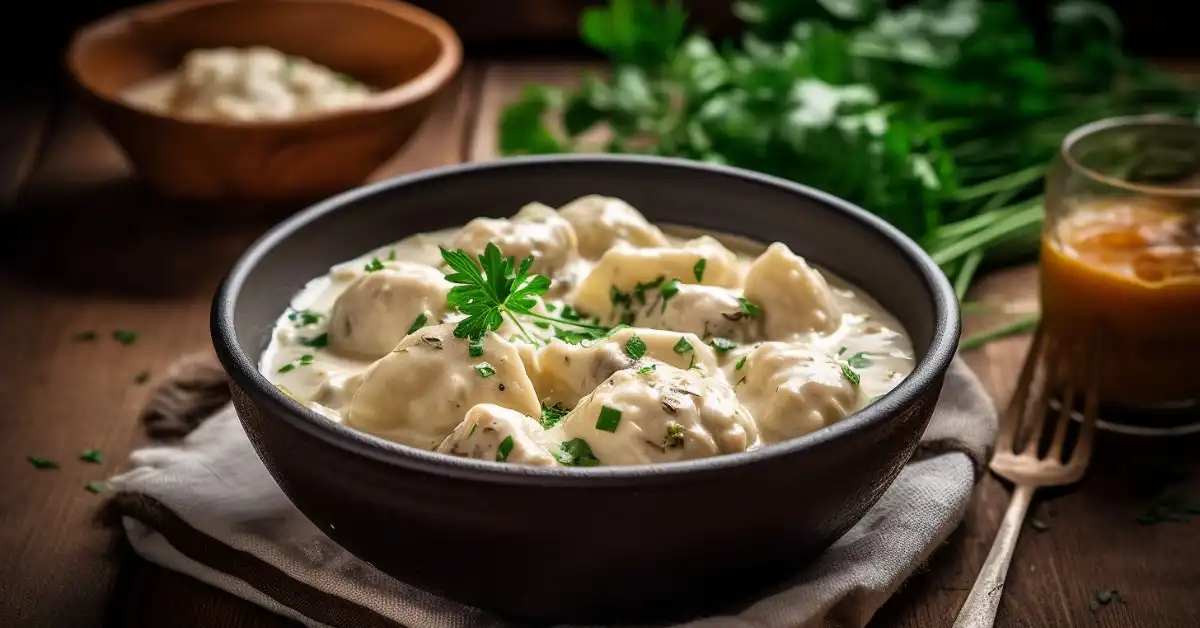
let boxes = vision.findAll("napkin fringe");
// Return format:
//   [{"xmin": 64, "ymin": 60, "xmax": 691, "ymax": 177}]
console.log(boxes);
[
  {"xmin": 140, "ymin": 351, "xmax": 232, "ymax": 438},
  {"xmin": 116, "ymin": 492, "xmax": 402, "ymax": 628}
]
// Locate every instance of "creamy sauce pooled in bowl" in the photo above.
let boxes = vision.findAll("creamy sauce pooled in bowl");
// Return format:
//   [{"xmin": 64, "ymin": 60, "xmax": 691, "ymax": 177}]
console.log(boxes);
[{"xmin": 261, "ymin": 196, "xmax": 914, "ymax": 466}]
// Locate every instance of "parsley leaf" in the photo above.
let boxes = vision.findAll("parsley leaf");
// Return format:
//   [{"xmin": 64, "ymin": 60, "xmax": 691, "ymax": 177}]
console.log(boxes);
[
  {"xmin": 840, "ymin": 364, "xmax": 861, "ymax": 386},
  {"xmin": 407, "ymin": 312, "xmax": 428, "ymax": 335},
  {"xmin": 673, "ymin": 336, "xmax": 693, "ymax": 354},
  {"xmin": 113, "ymin": 330, "xmax": 138, "ymax": 345},
  {"xmin": 74, "ymin": 331, "xmax": 97, "ymax": 341},
  {"xmin": 468, "ymin": 335, "xmax": 486, "ymax": 357},
  {"xmin": 79, "ymin": 449, "xmax": 103, "ymax": 464},
  {"xmin": 737, "ymin": 297, "xmax": 763, "ymax": 318},
  {"xmin": 540, "ymin": 402, "xmax": 571, "ymax": 429},
  {"xmin": 364, "ymin": 257, "xmax": 385, "ymax": 272},
  {"xmin": 134, "ymin": 370, "xmax": 151, "ymax": 384},
  {"xmin": 693, "ymin": 258, "xmax": 707, "ymax": 282},
  {"xmin": 278, "ymin": 363, "xmax": 296, "ymax": 373},
  {"xmin": 553, "ymin": 438, "xmax": 601, "ymax": 466},
  {"xmin": 637, "ymin": 364, "xmax": 657, "ymax": 374},
  {"xmin": 299, "ymin": 333, "xmax": 328, "ymax": 348},
  {"xmin": 85, "ymin": 481, "xmax": 107, "ymax": 494},
  {"xmin": 660, "ymin": 278, "xmax": 681, "ymax": 312},
  {"xmin": 496, "ymin": 435, "xmax": 515, "ymax": 462},
  {"xmin": 473, "ymin": 362, "xmax": 497, "ymax": 378},
  {"xmin": 846, "ymin": 352, "xmax": 872, "ymax": 368},
  {"xmin": 441, "ymin": 244, "xmax": 551, "ymax": 343},
  {"xmin": 28, "ymin": 456, "xmax": 59, "ymax": 469},
  {"xmin": 299, "ymin": 354, "xmax": 314, "ymax": 365},
  {"xmin": 710, "ymin": 337, "xmax": 737, "ymax": 353},
  {"xmin": 625, "ymin": 335, "xmax": 647, "ymax": 359},
  {"xmin": 596, "ymin": 405, "xmax": 623, "ymax": 432},
  {"xmin": 287, "ymin": 310, "xmax": 323, "ymax": 327},
  {"xmin": 735, "ymin": 356, "xmax": 747, "ymax": 370}
]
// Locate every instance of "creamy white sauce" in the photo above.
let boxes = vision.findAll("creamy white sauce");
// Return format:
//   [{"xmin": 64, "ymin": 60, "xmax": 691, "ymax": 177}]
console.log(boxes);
[
  {"xmin": 123, "ymin": 47, "xmax": 373, "ymax": 122},
  {"xmin": 262, "ymin": 195, "xmax": 914, "ymax": 467}
]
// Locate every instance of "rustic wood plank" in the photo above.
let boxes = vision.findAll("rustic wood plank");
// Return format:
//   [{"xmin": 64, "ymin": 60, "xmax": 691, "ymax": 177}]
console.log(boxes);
[{"xmin": 0, "ymin": 63, "xmax": 481, "ymax": 628}]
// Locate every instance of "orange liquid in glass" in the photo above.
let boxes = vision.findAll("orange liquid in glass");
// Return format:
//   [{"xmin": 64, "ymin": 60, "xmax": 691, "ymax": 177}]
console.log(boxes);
[{"xmin": 1040, "ymin": 198, "xmax": 1200, "ymax": 408}]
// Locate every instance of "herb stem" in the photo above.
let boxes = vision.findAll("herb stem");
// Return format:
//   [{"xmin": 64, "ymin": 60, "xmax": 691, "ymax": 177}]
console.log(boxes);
[
  {"xmin": 955, "ymin": 249, "xmax": 984, "ymax": 302},
  {"xmin": 931, "ymin": 203, "xmax": 1044, "ymax": 267},
  {"xmin": 505, "ymin": 311, "xmax": 540, "ymax": 346},
  {"xmin": 951, "ymin": 165, "xmax": 1047, "ymax": 202},
  {"xmin": 524, "ymin": 311, "xmax": 610, "ymax": 330},
  {"xmin": 960, "ymin": 314, "xmax": 1040, "ymax": 351}
]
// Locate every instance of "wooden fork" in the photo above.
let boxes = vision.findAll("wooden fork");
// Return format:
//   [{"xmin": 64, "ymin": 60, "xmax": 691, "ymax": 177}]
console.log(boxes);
[{"xmin": 952, "ymin": 322, "xmax": 1103, "ymax": 628}]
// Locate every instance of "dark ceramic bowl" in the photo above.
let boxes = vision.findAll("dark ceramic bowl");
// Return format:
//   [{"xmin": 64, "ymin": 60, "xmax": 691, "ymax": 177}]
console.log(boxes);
[{"xmin": 212, "ymin": 156, "xmax": 959, "ymax": 622}]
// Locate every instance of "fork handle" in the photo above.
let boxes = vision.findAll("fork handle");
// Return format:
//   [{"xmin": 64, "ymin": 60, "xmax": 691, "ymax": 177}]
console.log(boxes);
[{"xmin": 951, "ymin": 483, "xmax": 1036, "ymax": 628}]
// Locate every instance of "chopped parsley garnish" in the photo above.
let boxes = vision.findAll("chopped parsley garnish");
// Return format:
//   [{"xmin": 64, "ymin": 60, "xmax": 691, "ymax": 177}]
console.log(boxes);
[
  {"xmin": 473, "ymin": 362, "xmax": 497, "ymax": 378},
  {"xmin": 468, "ymin": 336, "xmax": 485, "ymax": 357},
  {"xmin": 299, "ymin": 333, "xmax": 329, "ymax": 348},
  {"xmin": 441, "ymin": 243, "xmax": 606, "ymax": 346},
  {"xmin": 596, "ymin": 405, "xmax": 622, "ymax": 432},
  {"xmin": 735, "ymin": 356, "xmax": 747, "ymax": 370},
  {"xmin": 496, "ymin": 435, "xmax": 515, "ymax": 462},
  {"xmin": 846, "ymin": 352, "xmax": 872, "ymax": 369},
  {"xmin": 709, "ymin": 337, "xmax": 737, "ymax": 353},
  {"xmin": 27, "ymin": 456, "xmax": 58, "ymax": 470},
  {"xmin": 533, "ymin": 321, "xmax": 551, "ymax": 329},
  {"xmin": 540, "ymin": 402, "xmax": 571, "ymax": 429},
  {"xmin": 840, "ymin": 364, "xmax": 861, "ymax": 386},
  {"xmin": 637, "ymin": 364, "xmax": 656, "ymax": 375},
  {"xmin": 299, "ymin": 354, "xmax": 314, "ymax": 366},
  {"xmin": 553, "ymin": 438, "xmax": 600, "ymax": 466},
  {"xmin": 134, "ymin": 370, "xmax": 150, "ymax": 384},
  {"xmin": 1088, "ymin": 589, "xmax": 1126, "ymax": 612},
  {"xmin": 610, "ymin": 285, "xmax": 633, "ymax": 308},
  {"xmin": 278, "ymin": 363, "xmax": 296, "ymax": 373},
  {"xmin": 673, "ymin": 336, "xmax": 693, "ymax": 354},
  {"xmin": 113, "ymin": 329, "xmax": 138, "ymax": 345},
  {"xmin": 545, "ymin": 302, "xmax": 557, "ymax": 312},
  {"xmin": 660, "ymin": 278, "xmax": 681, "ymax": 312},
  {"xmin": 688, "ymin": 353, "xmax": 700, "ymax": 370},
  {"xmin": 79, "ymin": 449, "xmax": 103, "ymax": 464},
  {"xmin": 387, "ymin": 249, "xmax": 397, "ymax": 261},
  {"xmin": 633, "ymin": 276, "xmax": 665, "ymax": 304},
  {"xmin": 74, "ymin": 331, "xmax": 97, "ymax": 341},
  {"xmin": 85, "ymin": 481, "xmax": 107, "ymax": 494},
  {"xmin": 693, "ymin": 259, "xmax": 706, "ymax": 282},
  {"xmin": 624, "ymin": 335, "xmax": 647, "ymax": 360},
  {"xmin": 837, "ymin": 346, "xmax": 848, "ymax": 356},
  {"xmin": 467, "ymin": 423, "xmax": 478, "ymax": 437},
  {"xmin": 407, "ymin": 312, "xmax": 428, "ymax": 335},
  {"xmin": 287, "ymin": 310, "xmax": 323, "ymax": 326},
  {"xmin": 737, "ymin": 297, "xmax": 763, "ymax": 318},
  {"xmin": 664, "ymin": 421, "xmax": 685, "ymax": 448},
  {"xmin": 364, "ymin": 257, "xmax": 385, "ymax": 272}
]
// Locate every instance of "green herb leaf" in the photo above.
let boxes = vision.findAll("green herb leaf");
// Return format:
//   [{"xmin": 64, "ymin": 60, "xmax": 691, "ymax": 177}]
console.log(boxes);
[
  {"xmin": 468, "ymin": 336, "xmax": 486, "ymax": 357},
  {"xmin": 660, "ymin": 278, "xmax": 681, "ymax": 312},
  {"xmin": 625, "ymin": 335, "xmax": 647, "ymax": 359},
  {"xmin": 441, "ymin": 244, "xmax": 553, "ymax": 343},
  {"xmin": 846, "ymin": 352, "xmax": 872, "ymax": 368},
  {"xmin": 540, "ymin": 402, "xmax": 571, "ymax": 429},
  {"xmin": 364, "ymin": 257, "xmax": 385, "ymax": 272},
  {"xmin": 85, "ymin": 481, "xmax": 107, "ymax": 494},
  {"xmin": 664, "ymin": 421, "xmax": 685, "ymax": 448},
  {"xmin": 840, "ymin": 364, "xmax": 861, "ymax": 386},
  {"xmin": 134, "ymin": 370, "xmax": 151, "ymax": 384},
  {"xmin": 278, "ymin": 363, "xmax": 296, "ymax": 373},
  {"xmin": 737, "ymin": 297, "xmax": 763, "ymax": 318},
  {"xmin": 496, "ymin": 435, "xmax": 515, "ymax": 462},
  {"xmin": 299, "ymin": 333, "xmax": 329, "ymax": 348},
  {"xmin": 113, "ymin": 330, "xmax": 138, "ymax": 345},
  {"xmin": 467, "ymin": 423, "xmax": 478, "ymax": 437},
  {"xmin": 710, "ymin": 337, "xmax": 737, "ymax": 353},
  {"xmin": 673, "ymin": 336, "xmax": 693, "ymax": 354},
  {"xmin": 693, "ymin": 258, "xmax": 706, "ymax": 282},
  {"xmin": 407, "ymin": 312, "xmax": 428, "ymax": 335},
  {"xmin": 553, "ymin": 438, "xmax": 601, "ymax": 466},
  {"xmin": 74, "ymin": 331, "xmax": 97, "ymax": 341},
  {"xmin": 287, "ymin": 310, "xmax": 323, "ymax": 327},
  {"xmin": 473, "ymin": 362, "xmax": 497, "ymax": 378},
  {"xmin": 735, "ymin": 356, "xmax": 747, "ymax": 370},
  {"xmin": 960, "ymin": 315, "xmax": 1039, "ymax": 351},
  {"xmin": 28, "ymin": 456, "xmax": 59, "ymax": 470},
  {"xmin": 387, "ymin": 249, "xmax": 397, "ymax": 261},
  {"xmin": 637, "ymin": 364, "xmax": 657, "ymax": 374},
  {"xmin": 79, "ymin": 449, "xmax": 103, "ymax": 464},
  {"xmin": 596, "ymin": 405, "xmax": 623, "ymax": 432}
]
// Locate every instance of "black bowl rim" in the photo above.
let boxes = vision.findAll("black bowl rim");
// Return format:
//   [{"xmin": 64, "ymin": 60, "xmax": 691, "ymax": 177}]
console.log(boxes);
[{"xmin": 212, "ymin": 154, "xmax": 960, "ymax": 486}]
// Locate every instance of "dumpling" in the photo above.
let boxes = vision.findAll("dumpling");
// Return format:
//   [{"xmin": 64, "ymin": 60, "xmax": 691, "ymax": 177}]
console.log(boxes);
[
  {"xmin": 743, "ymin": 243, "xmax": 841, "ymax": 337},
  {"xmin": 530, "ymin": 327, "xmax": 719, "ymax": 407},
  {"xmin": 436, "ymin": 403, "xmax": 557, "ymax": 466},
  {"xmin": 345, "ymin": 324, "xmax": 541, "ymax": 449},
  {"xmin": 327, "ymin": 262, "xmax": 450, "ymax": 359},
  {"xmin": 449, "ymin": 202, "xmax": 579, "ymax": 275},
  {"xmin": 551, "ymin": 364, "xmax": 757, "ymax": 466},
  {"xmin": 571, "ymin": 236, "xmax": 740, "ymax": 320},
  {"xmin": 558, "ymin": 195, "xmax": 669, "ymax": 258},
  {"xmin": 632, "ymin": 284, "xmax": 756, "ymax": 341},
  {"xmin": 735, "ymin": 342, "xmax": 863, "ymax": 443}
]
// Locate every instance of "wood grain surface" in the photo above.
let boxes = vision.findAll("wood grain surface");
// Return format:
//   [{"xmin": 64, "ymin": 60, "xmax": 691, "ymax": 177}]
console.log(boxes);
[{"xmin": 1, "ymin": 60, "xmax": 1198, "ymax": 628}]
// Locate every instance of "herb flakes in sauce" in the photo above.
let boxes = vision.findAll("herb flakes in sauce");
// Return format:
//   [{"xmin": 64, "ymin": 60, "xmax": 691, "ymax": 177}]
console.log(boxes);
[
  {"xmin": 364, "ymin": 257, "xmax": 385, "ymax": 272},
  {"xmin": 665, "ymin": 421, "xmax": 685, "ymax": 448},
  {"xmin": 473, "ymin": 362, "xmax": 497, "ymax": 378},
  {"xmin": 467, "ymin": 423, "xmax": 478, "ymax": 437},
  {"xmin": 735, "ymin": 356, "xmax": 747, "ymax": 370},
  {"xmin": 633, "ymin": 276, "xmax": 665, "ymax": 304},
  {"xmin": 624, "ymin": 335, "xmax": 647, "ymax": 360},
  {"xmin": 693, "ymin": 259, "xmax": 706, "ymax": 282},
  {"xmin": 659, "ymin": 278, "xmax": 681, "ymax": 312},
  {"xmin": 468, "ymin": 336, "xmax": 485, "ymax": 357},
  {"xmin": 287, "ymin": 310, "xmax": 323, "ymax": 327},
  {"xmin": 540, "ymin": 402, "xmax": 571, "ymax": 429},
  {"xmin": 673, "ymin": 336, "xmax": 693, "ymax": 354},
  {"xmin": 553, "ymin": 438, "xmax": 601, "ymax": 466},
  {"xmin": 846, "ymin": 352, "xmax": 872, "ymax": 369},
  {"xmin": 596, "ymin": 405, "xmax": 623, "ymax": 432},
  {"xmin": 299, "ymin": 354, "xmax": 314, "ymax": 365},
  {"xmin": 840, "ymin": 364, "xmax": 861, "ymax": 386},
  {"xmin": 278, "ymin": 363, "xmax": 296, "ymax": 373},
  {"xmin": 299, "ymin": 333, "xmax": 329, "ymax": 348},
  {"xmin": 710, "ymin": 337, "xmax": 737, "ymax": 353},
  {"xmin": 407, "ymin": 312, "xmax": 428, "ymax": 335},
  {"xmin": 637, "ymin": 364, "xmax": 656, "ymax": 375},
  {"xmin": 737, "ymin": 297, "xmax": 763, "ymax": 318},
  {"xmin": 496, "ymin": 435, "xmax": 515, "ymax": 462},
  {"xmin": 28, "ymin": 456, "xmax": 59, "ymax": 470}
]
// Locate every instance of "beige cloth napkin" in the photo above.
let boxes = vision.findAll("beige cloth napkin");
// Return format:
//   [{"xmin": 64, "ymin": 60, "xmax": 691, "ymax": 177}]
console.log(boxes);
[{"xmin": 110, "ymin": 354, "xmax": 996, "ymax": 628}]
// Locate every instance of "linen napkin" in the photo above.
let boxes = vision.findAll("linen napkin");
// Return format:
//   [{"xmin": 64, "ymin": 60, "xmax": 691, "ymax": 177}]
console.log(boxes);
[{"xmin": 111, "ymin": 353, "xmax": 997, "ymax": 628}]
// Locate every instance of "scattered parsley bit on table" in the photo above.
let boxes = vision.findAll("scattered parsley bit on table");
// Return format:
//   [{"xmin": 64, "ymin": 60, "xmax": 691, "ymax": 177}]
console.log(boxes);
[
  {"xmin": 1088, "ymin": 588, "xmax": 1126, "ymax": 612},
  {"xmin": 134, "ymin": 370, "xmax": 151, "ymax": 384},
  {"xmin": 85, "ymin": 481, "xmax": 107, "ymax": 494},
  {"xmin": 74, "ymin": 331, "xmax": 97, "ymax": 341},
  {"xmin": 672, "ymin": 336, "xmax": 693, "ymax": 354},
  {"xmin": 112, "ymin": 330, "xmax": 138, "ymax": 345},
  {"xmin": 1138, "ymin": 495, "xmax": 1200, "ymax": 525},
  {"xmin": 79, "ymin": 449, "xmax": 103, "ymax": 464},
  {"xmin": 624, "ymin": 335, "xmax": 647, "ymax": 359},
  {"xmin": 495, "ymin": 435, "xmax": 515, "ymax": 462},
  {"xmin": 553, "ymin": 438, "xmax": 601, "ymax": 466},
  {"xmin": 27, "ymin": 456, "xmax": 59, "ymax": 470}
]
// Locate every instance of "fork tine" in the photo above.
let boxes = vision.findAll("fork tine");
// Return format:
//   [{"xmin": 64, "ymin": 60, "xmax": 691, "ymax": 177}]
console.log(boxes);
[
  {"xmin": 1068, "ymin": 324, "xmax": 1106, "ymax": 470},
  {"xmin": 1047, "ymin": 330, "xmax": 1078, "ymax": 462},
  {"xmin": 1017, "ymin": 326, "xmax": 1067, "ymax": 457},
  {"xmin": 997, "ymin": 321, "xmax": 1048, "ymax": 456}
]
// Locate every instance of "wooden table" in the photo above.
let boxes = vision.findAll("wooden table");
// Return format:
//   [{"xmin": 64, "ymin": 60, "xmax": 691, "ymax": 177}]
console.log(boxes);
[{"xmin": 2, "ymin": 60, "xmax": 1198, "ymax": 628}]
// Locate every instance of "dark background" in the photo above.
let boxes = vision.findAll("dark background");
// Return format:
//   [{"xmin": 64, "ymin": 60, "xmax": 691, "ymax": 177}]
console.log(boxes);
[{"xmin": 7, "ymin": 0, "xmax": 1199, "ymax": 89}]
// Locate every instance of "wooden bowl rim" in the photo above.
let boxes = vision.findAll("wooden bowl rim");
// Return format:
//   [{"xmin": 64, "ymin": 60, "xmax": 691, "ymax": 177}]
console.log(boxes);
[{"xmin": 66, "ymin": 0, "xmax": 463, "ymax": 129}]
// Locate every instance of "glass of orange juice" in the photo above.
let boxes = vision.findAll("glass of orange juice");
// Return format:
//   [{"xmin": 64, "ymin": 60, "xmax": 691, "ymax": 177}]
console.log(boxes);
[{"xmin": 1042, "ymin": 115, "xmax": 1200, "ymax": 434}]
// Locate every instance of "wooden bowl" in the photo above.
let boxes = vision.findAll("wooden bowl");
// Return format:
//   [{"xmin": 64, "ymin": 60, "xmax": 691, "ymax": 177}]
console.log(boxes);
[{"xmin": 67, "ymin": 0, "xmax": 462, "ymax": 204}]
